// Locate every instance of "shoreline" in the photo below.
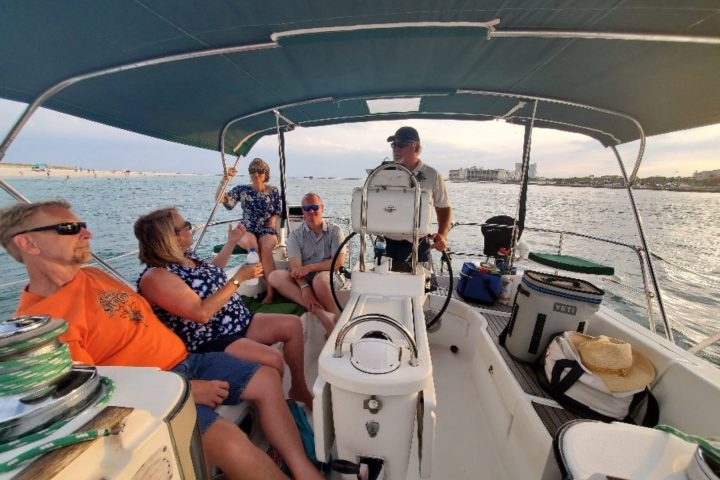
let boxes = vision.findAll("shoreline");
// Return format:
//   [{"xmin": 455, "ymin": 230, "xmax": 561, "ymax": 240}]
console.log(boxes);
[
  {"xmin": 450, "ymin": 180, "xmax": 720, "ymax": 193},
  {"xmin": 0, "ymin": 164, "xmax": 203, "ymax": 179}
]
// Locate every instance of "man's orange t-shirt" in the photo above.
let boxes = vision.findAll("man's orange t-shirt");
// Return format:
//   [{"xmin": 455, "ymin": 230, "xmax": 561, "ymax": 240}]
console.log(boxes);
[{"xmin": 15, "ymin": 267, "xmax": 187, "ymax": 370}]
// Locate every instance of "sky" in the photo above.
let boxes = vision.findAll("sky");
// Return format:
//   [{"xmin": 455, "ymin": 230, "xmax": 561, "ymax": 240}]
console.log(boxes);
[{"xmin": 0, "ymin": 98, "xmax": 718, "ymax": 179}]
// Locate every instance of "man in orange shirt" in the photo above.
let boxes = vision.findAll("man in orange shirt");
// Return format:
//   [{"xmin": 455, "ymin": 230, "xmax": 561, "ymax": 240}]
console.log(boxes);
[{"xmin": 0, "ymin": 200, "xmax": 323, "ymax": 480}]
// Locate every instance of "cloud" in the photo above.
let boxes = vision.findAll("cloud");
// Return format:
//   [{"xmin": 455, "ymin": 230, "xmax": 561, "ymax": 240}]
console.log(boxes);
[
  {"xmin": 1, "ymin": 98, "xmax": 718, "ymax": 178},
  {"xmin": 0, "ymin": 99, "xmax": 140, "ymax": 142}
]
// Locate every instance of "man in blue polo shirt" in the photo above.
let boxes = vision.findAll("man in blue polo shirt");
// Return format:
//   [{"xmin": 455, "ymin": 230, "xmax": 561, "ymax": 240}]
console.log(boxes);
[{"xmin": 268, "ymin": 192, "xmax": 346, "ymax": 336}]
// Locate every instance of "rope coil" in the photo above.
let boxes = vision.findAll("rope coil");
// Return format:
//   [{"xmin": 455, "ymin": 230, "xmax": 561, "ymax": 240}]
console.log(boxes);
[{"xmin": 0, "ymin": 318, "xmax": 117, "ymax": 472}]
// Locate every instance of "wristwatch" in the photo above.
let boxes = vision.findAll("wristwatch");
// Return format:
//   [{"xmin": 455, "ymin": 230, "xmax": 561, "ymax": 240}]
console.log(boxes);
[{"xmin": 231, "ymin": 277, "xmax": 241, "ymax": 287}]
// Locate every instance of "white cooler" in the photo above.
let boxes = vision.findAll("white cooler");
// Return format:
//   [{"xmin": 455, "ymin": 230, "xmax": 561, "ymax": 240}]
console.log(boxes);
[{"xmin": 504, "ymin": 271, "xmax": 604, "ymax": 363}]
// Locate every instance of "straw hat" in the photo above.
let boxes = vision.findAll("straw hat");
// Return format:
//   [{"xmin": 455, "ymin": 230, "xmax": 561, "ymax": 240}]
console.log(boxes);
[{"xmin": 568, "ymin": 332, "xmax": 656, "ymax": 393}]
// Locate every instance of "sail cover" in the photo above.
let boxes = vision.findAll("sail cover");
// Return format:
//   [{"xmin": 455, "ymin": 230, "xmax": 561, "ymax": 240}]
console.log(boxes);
[{"xmin": 1, "ymin": 1, "xmax": 719, "ymax": 157}]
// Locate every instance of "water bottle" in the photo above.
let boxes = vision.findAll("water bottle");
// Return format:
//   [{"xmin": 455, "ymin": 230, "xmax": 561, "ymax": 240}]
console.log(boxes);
[
  {"xmin": 245, "ymin": 248, "xmax": 260, "ymax": 286},
  {"xmin": 374, "ymin": 238, "xmax": 386, "ymax": 266}
]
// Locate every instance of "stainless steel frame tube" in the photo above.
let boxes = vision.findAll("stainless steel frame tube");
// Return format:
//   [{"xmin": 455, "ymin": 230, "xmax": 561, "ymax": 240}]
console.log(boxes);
[
  {"xmin": 191, "ymin": 155, "xmax": 242, "ymax": 255},
  {"xmin": 611, "ymin": 146, "xmax": 674, "ymax": 342}
]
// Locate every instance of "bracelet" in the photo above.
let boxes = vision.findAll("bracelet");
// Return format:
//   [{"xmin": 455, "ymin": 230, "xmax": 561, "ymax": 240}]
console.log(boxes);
[{"xmin": 300, "ymin": 283, "xmax": 311, "ymax": 290}]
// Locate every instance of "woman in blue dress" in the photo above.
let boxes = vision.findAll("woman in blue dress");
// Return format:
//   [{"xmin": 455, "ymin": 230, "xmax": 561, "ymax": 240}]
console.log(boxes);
[
  {"xmin": 135, "ymin": 207, "xmax": 314, "ymax": 408},
  {"xmin": 216, "ymin": 158, "xmax": 280, "ymax": 304}
]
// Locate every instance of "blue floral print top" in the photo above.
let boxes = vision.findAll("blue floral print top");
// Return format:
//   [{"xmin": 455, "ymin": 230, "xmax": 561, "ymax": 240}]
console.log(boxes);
[
  {"xmin": 223, "ymin": 184, "xmax": 281, "ymax": 238},
  {"xmin": 137, "ymin": 253, "xmax": 253, "ymax": 352}
]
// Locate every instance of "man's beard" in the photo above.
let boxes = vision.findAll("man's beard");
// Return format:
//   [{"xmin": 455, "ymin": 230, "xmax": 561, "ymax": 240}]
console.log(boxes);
[{"xmin": 72, "ymin": 246, "xmax": 92, "ymax": 264}]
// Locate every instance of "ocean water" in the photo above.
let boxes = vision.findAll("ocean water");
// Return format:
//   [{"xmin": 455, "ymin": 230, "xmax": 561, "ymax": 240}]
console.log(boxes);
[{"xmin": 1, "ymin": 176, "xmax": 718, "ymax": 364}]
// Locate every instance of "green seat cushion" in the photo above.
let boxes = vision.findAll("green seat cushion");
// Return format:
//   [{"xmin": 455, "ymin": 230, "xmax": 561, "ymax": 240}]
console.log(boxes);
[
  {"xmin": 528, "ymin": 252, "xmax": 615, "ymax": 275},
  {"xmin": 213, "ymin": 244, "xmax": 248, "ymax": 255},
  {"xmin": 240, "ymin": 294, "xmax": 307, "ymax": 317}
]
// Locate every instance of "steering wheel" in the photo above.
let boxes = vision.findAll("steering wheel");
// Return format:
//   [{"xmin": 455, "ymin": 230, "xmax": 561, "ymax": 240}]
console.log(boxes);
[{"xmin": 330, "ymin": 232, "xmax": 453, "ymax": 331}]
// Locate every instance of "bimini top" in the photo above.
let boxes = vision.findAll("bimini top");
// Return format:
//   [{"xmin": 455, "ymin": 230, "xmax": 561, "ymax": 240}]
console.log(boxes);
[{"xmin": 1, "ymin": 1, "xmax": 719, "ymax": 157}]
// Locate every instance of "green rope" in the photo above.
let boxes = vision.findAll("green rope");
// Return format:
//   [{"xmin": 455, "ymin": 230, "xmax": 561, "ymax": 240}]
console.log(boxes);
[
  {"xmin": 0, "ymin": 323, "xmax": 67, "ymax": 356},
  {"xmin": 0, "ymin": 377, "xmax": 117, "ymax": 471},
  {"xmin": 0, "ymin": 345, "xmax": 73, "ymax": 396},
  {"xmin": 655, "ymin": 425, "xmax": 720, "ymax": 464},
  {"xmin": 0, "ymin": 319, "xmax": 119, "ymax": 473},
  {"xmin": 0, "ymin": 427, "xmax": 119, "ymax": 473}
]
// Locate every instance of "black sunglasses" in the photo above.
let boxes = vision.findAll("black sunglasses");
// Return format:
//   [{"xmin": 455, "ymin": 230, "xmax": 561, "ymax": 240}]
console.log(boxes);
[
  {"xmin": 175, "ymin": 220, "xmax": 192, "ymax": 234},
  {"xmin": 13, "ymin": 222, "xmax": 87, "ymax": 237},
  {"xmin": 391, "ymin": 141, "xmax": 414, "ymax": 149},
  {"xmin": 302, "ymin": 205, "xmax": 321, "ymax": 212},
  {"xmin": 248, "ymin": 168, "xmax": 266, "ymax": 175}
]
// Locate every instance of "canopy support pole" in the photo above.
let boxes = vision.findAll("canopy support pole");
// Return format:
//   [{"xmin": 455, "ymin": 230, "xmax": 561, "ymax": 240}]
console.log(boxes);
[
  {"xmin": 510, "ymin": 100, "xmax": 538, "ymax": 266},
  {"xmin": 611, "ymin": 145, "xmax": 674, "ymax": 343},
  {"xmin": 275, "ymin": 110, "xmax": 291, "ymax": 248}
]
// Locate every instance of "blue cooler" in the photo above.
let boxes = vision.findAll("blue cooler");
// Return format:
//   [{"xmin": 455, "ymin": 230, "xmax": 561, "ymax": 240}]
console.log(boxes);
[{"xmin": 456, "ymin": 262, "xmax": 502, "ymax": 305}]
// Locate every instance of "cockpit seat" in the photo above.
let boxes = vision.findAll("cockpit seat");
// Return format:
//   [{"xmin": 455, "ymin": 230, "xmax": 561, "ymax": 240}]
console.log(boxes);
[{"xmin": 529, "ymin": 252, "xmax": 615, "ymax": 275}]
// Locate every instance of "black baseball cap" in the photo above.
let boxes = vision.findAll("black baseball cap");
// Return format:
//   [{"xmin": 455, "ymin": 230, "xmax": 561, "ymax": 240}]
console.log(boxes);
[{"xmin": 387, "ymin": 126, "xmax": 420, "ymax": 143}]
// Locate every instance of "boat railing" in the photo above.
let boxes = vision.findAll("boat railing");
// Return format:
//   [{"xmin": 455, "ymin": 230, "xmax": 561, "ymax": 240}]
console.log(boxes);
[
  {"xmin": 191, "ymin": 215, "xmax": 355, "ymax": 270},
  {"xmin": 446, "ymin": 221, "xmax": 662, "ymax": 338},
  {"xmin": 0, "ymin": 216, "xmax": 356, "ymax": 293},
  {"xmin": 0, "ymin": 250, "xmax": 139, "ymax": 291}
]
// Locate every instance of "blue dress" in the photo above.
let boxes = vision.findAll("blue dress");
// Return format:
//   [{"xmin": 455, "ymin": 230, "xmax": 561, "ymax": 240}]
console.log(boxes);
[
  {"xmin": 223, "ymin": 184, "xmax": 281, "ymax": 238},
  {"xmin": 137, "ymin": 253, "xmax": 253, "ymax": 353}
]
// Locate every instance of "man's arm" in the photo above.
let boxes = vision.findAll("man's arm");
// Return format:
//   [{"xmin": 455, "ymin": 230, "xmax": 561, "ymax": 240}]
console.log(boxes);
[
  {"xmin": 291, "ymin": 255, "xmax": 345, "ymax": 277},
  {"xmin": 58, "ymin": 321, "xmax": 96, "ymax": 365},
  {"xmin": 289, "ymin": 257, "xmax": 323, "ymax": 313},
  {"xmin": 432, "ymin": 206, "xmax": 452, "ymax": 251}
]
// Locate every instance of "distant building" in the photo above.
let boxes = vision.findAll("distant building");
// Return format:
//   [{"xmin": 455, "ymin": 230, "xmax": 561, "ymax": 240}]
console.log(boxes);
[
  {"xmin": 694, "ymin": 169, "xmax": 720, "ymax": 180},
  {"xmin": 515, "ymin": 162, "xmax": 538, "ymax": 179},
  {"xmin": 449, "ymin": 166, "xmax": 510, "ymax": 182}
]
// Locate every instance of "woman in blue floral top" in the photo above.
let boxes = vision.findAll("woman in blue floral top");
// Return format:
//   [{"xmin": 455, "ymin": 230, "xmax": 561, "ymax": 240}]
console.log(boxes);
[
  {"xmin": 135, "ymin": 207, "xmax": 314, "ymax": 408},
  {"xmin": 216, "ymin": 158, "xmax": 280, "ymax": 304}
]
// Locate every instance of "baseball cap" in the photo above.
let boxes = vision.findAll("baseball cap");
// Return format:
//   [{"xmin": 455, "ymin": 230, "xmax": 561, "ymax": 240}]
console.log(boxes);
[{"xmin": 387, "ymin": 126, "xmax": 420, "ymax": 143}]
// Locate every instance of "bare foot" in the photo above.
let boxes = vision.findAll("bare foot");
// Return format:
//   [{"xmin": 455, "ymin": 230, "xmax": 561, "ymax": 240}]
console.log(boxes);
[
  {"xmin": 261, "ymin": 290, "xmax": 275, "ymax": 305},
  {"xmin": 315, "ymin": 309, "xmax": 336, "ymax": 337},
  {"xmin": 289, "ymin": 386, "xmax": 314, "ymax": 411}
]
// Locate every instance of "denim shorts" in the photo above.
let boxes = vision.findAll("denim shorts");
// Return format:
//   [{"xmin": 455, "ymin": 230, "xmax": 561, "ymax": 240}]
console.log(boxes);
[{"xmin": 170, "ymin": 352, "xmax": 261, "ymax": 434}]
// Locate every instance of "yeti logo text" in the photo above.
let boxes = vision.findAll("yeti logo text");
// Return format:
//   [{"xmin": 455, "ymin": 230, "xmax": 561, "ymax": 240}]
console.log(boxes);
[
  {"xmin": 384, "ymin": 205, "xmax": 396, "ymax": 213},
  {"xmin": 553, "ymin": 303, "xmax": 577, "ymax": 315}
]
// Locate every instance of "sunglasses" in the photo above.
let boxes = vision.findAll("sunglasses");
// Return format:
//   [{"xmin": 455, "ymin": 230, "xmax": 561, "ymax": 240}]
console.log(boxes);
[
  {"xmin": 390, "ymin": 141, "xmax": 414, "ymax": 149},
  {"xmin": 302, "ymin": 205, "xmax": 321, "ymax": 212},
  {"xmin": 13, "ymin": 222, "xmax": 87, "ymax": 237},
  {"xmin": 248, "ymin": 168, "xmax": 266, "ymax": 175},
  {"xmin": 175, "ymin": 220, "xmax": 192, "ymax": 234}
]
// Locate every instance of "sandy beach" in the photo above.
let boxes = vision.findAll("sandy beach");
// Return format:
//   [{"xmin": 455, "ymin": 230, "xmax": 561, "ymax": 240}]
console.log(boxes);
[{"xmin": 0, "ymin": 164, "xmax": 203, "ymax": 179}]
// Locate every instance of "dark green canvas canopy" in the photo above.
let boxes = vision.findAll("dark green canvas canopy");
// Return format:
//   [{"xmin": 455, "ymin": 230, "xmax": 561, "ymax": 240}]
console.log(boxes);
[{"xmin": 1, "ymin": 1, "xmax": 719, "ymax": 158}]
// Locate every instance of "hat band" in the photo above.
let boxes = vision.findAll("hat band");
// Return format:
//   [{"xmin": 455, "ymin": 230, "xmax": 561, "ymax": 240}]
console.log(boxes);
[{"xmin": 585, "ymin": 364, "xmax": 632, "ymax": 378}]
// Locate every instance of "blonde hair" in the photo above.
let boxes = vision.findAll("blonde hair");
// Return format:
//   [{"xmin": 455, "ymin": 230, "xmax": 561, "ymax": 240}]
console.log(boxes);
[
  {"xmin": 134, "ymin": 207, "xmax": 186, "ymax": 267},
  {"xmin": 249, "ymin": 158, "xmax": 271, "ymax": 182},
  {"xmin": 0, "ymin": 199, "xmax": 71, "ymax": 263},
  {"xmin": 301, "ymin": 192, "xmax": 322, "ymax": 204}
]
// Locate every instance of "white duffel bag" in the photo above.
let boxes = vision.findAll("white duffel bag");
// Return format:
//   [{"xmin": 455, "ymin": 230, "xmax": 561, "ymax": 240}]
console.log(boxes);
[{"xmin": 539, "ymin": 331, "xmax": 659, "ymax": 425}]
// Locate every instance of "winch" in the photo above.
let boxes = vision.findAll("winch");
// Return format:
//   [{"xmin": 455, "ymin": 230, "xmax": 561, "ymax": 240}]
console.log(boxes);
[
  {"xmin": 0, "ymin": 316, "xmax": 103, "ymax": 444},
  {"xmin": 0, "ymin": 316, "xmax": 203, "ymax": 480}
]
